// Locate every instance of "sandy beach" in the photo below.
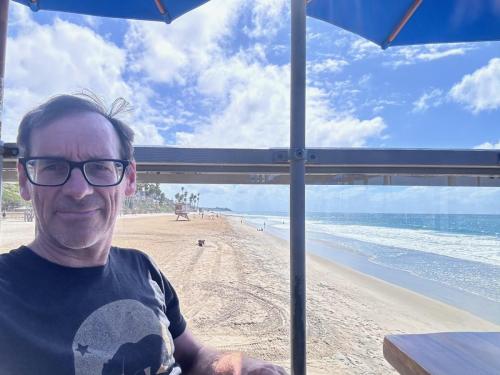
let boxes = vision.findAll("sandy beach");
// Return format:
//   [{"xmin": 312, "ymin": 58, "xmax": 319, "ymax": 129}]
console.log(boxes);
[{"xmin": 1, "ymin": 214, "xmax": 498, "ymax": 374}]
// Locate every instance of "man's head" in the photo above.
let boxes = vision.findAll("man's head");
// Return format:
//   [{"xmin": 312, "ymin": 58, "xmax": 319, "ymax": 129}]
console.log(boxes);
[
  {"xmin": 17, "ymin": 94, "xmax": 137, "ymax": 252},
  {"xmin": 17, "ymin": 94, "xmax": 134, "ymax": 160}
]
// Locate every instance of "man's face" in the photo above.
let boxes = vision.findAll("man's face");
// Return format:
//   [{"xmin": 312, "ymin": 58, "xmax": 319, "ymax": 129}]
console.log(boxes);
[{"xmin": 18, "ymin": 112, "xmax": 136, "ymax": 250}]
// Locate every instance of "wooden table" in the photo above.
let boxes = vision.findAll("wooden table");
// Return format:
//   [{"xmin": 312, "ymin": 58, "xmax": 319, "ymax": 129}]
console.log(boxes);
[{"xmin": 383, "ymin": 332, "xmax": 500, "ymax": 375}]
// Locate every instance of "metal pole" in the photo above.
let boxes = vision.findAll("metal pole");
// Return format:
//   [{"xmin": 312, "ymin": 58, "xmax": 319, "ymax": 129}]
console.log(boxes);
[
  {"xmin": 290, "ymin": 0, "xmax": 306, "ymax": 374},
  {"xmin": 0, "ymin": 0, "xmax": 9, "ymax": 226}
]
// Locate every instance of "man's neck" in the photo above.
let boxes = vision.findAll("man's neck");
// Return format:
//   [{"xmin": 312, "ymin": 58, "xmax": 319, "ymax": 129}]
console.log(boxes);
[{"xmin": 28, "ymin": 237, "xmax": 111, "ymax": 268}]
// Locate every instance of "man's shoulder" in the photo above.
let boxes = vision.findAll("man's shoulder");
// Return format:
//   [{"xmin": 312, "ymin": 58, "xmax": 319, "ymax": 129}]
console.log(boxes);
[
  {"xmin": 0, "ymin": 251, "xmax": 11, "ymax": 269},
  {"xmin": 0, "ymin": 247, "xmax": 26, "ymax": 267},
  {"xmin": 110, "ymin": 246, "xmax": 168, "ymax": 285},
  {"xmin": 111, "ymin": 246, "xmax": 148, "ymax": 257},
  {"xmin": 110, "ymin": 246, "xmax": 157, "ymax": 269},
  {"xmin": 0, "ymin": 247, "xmax": 31, "ymax": 279}
]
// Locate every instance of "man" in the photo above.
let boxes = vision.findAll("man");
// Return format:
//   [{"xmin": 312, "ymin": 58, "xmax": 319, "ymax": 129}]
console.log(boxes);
[{"xmin": 0, "ymin": 94, "xmax": 287, "ymax": 375}]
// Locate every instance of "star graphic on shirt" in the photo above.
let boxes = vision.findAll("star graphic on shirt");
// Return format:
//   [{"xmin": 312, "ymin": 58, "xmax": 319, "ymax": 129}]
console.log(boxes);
[{"xmin": 76, "ymin": 343, "xmax": 90, "ymax": 356}]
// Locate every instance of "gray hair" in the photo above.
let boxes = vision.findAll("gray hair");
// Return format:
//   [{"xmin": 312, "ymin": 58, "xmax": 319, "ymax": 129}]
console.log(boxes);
[{"xmin": 17, "ymin": 93, "xmax": 135, "ymax": 159}]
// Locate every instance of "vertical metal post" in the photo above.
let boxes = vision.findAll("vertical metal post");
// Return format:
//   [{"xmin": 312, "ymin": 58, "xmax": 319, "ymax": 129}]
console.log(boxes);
[
  {"xmin": 0, "ymin": 0, "xmax": 9, "ymax": 223},
  {"xmin": 290, "ymin": 0, "xmax": 306, "ymax": 374}
]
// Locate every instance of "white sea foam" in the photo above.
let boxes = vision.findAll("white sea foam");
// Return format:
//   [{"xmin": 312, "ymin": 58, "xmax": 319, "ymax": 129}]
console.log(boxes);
[
  {"xmin": 306, "ymin": 221, "xmax": 500, "ymax": 266},
  {"xmin": 237, "ymin": 213, "xmax": 500, "ymax": 266}
]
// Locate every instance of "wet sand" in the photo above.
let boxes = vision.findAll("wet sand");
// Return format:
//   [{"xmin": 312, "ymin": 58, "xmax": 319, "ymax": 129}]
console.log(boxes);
[{"xmin": 1, "ymin": 214, "xmax": 498, "ymax": 374}]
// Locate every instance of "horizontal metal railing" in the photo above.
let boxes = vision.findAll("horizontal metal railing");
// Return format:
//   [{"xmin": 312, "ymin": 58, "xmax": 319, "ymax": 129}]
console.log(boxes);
[{"xmin": 2, "ymin": 143, "xmax": 500, "ymax": 186}]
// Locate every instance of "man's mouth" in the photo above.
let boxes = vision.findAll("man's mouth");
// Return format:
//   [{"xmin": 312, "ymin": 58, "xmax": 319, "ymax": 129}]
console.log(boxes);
[{"xmin": 56, "ymin": 209, "xmax": 99, "ymax": 219}]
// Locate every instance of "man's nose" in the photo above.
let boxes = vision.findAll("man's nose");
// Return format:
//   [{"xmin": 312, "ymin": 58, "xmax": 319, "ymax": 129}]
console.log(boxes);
[{"xmin": 61, "ymin": 168, "xmax": 94, "ymax": 198}]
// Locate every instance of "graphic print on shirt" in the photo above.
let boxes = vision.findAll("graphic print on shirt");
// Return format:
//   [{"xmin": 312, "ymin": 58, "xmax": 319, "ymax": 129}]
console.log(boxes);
[{"xmin": 72, "ymin": 299, "xmax": 180, "ymax": 375}]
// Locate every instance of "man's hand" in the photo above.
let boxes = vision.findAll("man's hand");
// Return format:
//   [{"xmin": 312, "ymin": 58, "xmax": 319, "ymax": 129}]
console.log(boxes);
[
  {"xmin": 175, "ymin": 330, "xmax": 289, "ymax": 375},
  {"xmin": 241, "ymin": 357, "xmax": 288, "ymax": 375},
  {"xmin": 214, "ymin": 352, "xmax": 288, "ymax": 375}
]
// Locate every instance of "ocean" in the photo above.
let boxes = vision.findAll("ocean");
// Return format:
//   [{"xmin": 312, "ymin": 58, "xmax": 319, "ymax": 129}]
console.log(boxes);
[{"xmin": 233, "ymin": 212, "xmax": 500, "ymax": 323}]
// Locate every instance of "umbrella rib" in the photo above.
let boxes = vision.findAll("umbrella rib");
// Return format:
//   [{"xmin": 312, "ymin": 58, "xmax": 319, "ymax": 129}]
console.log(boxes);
[
  {"xmin": 154, "ymin": 0, "xmax": 172, "ymax": 23},
  {"xmin": 383, "ymin": 0, "xmax": 422, "ymax": 49},
  {"xmin": 28, "ymin": 0, "xmax": 39, "ymax": 11}
]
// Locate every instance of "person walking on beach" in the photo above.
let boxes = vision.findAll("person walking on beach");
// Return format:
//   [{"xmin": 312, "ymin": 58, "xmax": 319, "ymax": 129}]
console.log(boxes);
[{"xmin": 0, "ymin": 94, "xmax": 287, "ymax": 375}]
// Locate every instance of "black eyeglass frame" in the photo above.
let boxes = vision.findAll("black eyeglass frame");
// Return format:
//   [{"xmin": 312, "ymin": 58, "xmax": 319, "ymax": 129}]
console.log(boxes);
[{"xmin": 19, "ymin": 157, "xmax": 131, "ymax": 187}]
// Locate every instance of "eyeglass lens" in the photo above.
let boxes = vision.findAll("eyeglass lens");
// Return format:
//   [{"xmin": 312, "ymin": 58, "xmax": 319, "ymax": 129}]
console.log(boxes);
[{"xmin": 26, "ymin": 159, "xmax": 124, "ymax": 186}]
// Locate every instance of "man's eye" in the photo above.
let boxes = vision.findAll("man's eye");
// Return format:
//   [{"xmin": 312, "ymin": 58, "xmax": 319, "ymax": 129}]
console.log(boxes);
[
  {"xmin": 42, "ymin": 163, "xmax": 63, "ymax": 171},
  {"xmin": 89, "ymin": 162, "xmax": 113, "ymax": 172}
]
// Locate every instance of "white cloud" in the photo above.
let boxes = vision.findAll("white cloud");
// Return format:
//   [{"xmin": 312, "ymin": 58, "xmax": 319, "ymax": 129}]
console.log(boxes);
[
  {"xmin": 363, "ymin": 98, "xmax": 400, "ymax": 114},
  {"xmin": 3, "ymin": 14, "xmax": 122, "ymax": 139},
  {"xmin": 386, "ymin": 44, "xmax": 471, "ymax": 68},
  {"xmin": 309, "ymin": 58, "xmax": 348, "ymax": 74},
  {"xmin": 175, "ymin": 50, "xmax": 386, "ymax": 148},
  {"xmin": 177, "ymin": 56, "xmax": 290, "ymax": 148},
  {"xmin": 6, "ymin": 2, "xmax": 32, "ymax": 27},
  {"xmin": 348, "ymin": 37, "xmax": 472, "ymax": 67},
  {"xmin": 307, "ymin": 32, "xmax": 323, "ymax": 42},
  {"xmin": 417, "ymin": 48, "xmax": 465, "ymax": 61},
  {"xmin": 358, "ymin": 74, "xmax": 371, "ymax": 87},
  {"xmin": 449, "ymin": 58, "xmax": 500, "ymax": 113},
  {"xmin": 124, "ymin": 0, "xmax": 244, "ymax": 85},
  {"xmin": 349, "ymin": 39, "xmax": 380, "ymax": 60},
  {"xmin": 3, "ymin": 4, "xmax": 164, "ymax": 145},
  {"xmin": 474, "ymin": 141, "xmax": 500, "ymax": 149},
  {"xmin": 306, "ymin": 87, "xmax": 386, "ymax": 147},
  {"xmin": 412, "ymin": 88, "xmax": 445, "ymax": 112},
  {"xmin": 244, "ymin": 0, "xmax": 288, "ymax": 39},
  {"xmin": 81, "ymin": 15, "xmax": 102, "ymax": 29}
]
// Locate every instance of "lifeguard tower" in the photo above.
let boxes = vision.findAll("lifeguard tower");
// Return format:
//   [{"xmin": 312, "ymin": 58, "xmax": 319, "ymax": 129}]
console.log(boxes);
[{"xmin": 174, "ymin": 203, "xmax": 190, "ymax": 221}]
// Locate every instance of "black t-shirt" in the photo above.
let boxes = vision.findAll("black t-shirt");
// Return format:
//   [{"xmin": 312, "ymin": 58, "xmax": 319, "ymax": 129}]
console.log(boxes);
[{"xmin": 0, "ymin": 246, "xmax": 186, "ymax": 374}]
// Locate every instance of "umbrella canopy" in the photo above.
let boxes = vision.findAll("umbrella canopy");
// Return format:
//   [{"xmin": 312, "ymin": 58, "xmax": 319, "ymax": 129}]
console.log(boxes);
[
  {"xmin": 307, "ymin": 0, "xmax": 500, "ymax": 48},
  {"xmin": 12, "ymin": 0, "xmax": 209, "ymax": 23}
]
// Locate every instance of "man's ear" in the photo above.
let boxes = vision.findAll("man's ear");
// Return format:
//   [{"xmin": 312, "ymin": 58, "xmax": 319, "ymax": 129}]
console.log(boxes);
[
  {"xmin": 124, "ymin": 161, "xmax": 136, "ymax": 197},
  {"xmin": 17, "ymin": 162, "xmax": 32, "ymax": 201}
]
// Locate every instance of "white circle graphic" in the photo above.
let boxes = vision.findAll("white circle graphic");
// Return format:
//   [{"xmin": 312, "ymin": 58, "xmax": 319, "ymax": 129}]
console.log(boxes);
[{"xmin": 73, "ymin": 299, "xmax": 176, "ymax": 374}]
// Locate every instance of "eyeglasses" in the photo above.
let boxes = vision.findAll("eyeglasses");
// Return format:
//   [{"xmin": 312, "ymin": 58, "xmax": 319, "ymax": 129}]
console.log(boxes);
[{"xmin": 19, "ymin": 157, "xmax": 130, "ymax": 187}]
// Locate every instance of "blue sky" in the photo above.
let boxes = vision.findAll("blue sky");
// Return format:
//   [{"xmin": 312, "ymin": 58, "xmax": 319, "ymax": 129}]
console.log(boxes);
[{"xmin": 3, "ymin": 1, "xmax": 500, "ymax": 213}]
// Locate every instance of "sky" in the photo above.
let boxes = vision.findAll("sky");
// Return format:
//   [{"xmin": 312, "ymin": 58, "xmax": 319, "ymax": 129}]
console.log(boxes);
[{"xmin": 3, "ymin": 1, "xmax": 500, "ymax": 214}]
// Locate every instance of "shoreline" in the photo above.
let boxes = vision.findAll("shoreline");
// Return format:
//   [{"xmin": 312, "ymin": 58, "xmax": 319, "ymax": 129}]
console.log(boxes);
[
  {"xmin": 307, "ymin": 235, "xmax": 500, "ymax": 325},
  {"xmin": 239, "ymin": 214, "xmax": 500, "ymax": 326},
  {"xmin": 226, "ymin": 216, "xmax": 499, "ymax": 373}
]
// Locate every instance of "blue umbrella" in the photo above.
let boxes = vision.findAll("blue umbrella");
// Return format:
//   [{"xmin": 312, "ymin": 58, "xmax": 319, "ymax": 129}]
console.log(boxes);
[
  {"xmin": 307, "ymin": 0, "xmax": 500, "ymax": 48},
  {"xmin": 11, "ymin": 0, "xmax": 209, "ymax": 23}
]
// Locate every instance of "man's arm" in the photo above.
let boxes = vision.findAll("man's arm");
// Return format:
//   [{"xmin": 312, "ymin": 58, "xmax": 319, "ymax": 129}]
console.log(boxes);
[{"xmin": 174, "ymin": 329, "xmax": 288, "ymax": 375}]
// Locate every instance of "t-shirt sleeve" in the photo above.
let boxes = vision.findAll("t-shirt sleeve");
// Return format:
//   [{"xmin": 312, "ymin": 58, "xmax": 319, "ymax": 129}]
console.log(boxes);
[
  {"xmin": 160, "ymin": 273, "xmax": 187, "ymax": 339},
  {"xmin": 141, "ymin": 252, "xmax": 187, "ymax": 339}
]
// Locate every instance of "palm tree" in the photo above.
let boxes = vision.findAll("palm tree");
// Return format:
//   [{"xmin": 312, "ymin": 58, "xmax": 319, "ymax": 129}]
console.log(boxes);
[{"xmin": 189, "ymin": 193, "xmax": 196, "ymax": 209}]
